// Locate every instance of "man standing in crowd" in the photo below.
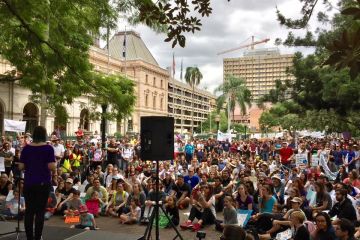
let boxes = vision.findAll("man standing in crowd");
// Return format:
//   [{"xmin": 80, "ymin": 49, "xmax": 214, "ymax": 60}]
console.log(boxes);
[
  {"xmin": 279, "ymin": 142, "xmax": 294, "ymax": 168},
  {"xmin": 184, "ymin": 141, "xmax": 194, "ymax": 164},
  {"xmin": 51, "ymin": 136, "xmax": 64, "ymax": 167},
  {"xmin": 107, "ymin": 138, "xmax": 119, "ymax": 167}
]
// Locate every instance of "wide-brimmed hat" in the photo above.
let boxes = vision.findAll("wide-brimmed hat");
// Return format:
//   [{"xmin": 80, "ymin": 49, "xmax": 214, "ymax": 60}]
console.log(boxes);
[
  {"xmin": 79, "ymin": 205, "xmax": 88, "ymax": 213},
  {"xmin": 50, "ymin": 135, "xmax": 59, "ymax": 141},
  {"xmin": 65, "ymin": 178, "xmax": 73, "ymax": 184},
  {"xmin": 271, "ymin": 174, "xmax": 281, "ymax": 181},
  {"xmin": 290, "ymin": 197, "xmax": 303, "ymax": 204}
]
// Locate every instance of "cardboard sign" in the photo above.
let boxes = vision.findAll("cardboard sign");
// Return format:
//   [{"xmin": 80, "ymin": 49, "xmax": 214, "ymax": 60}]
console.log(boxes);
[
  {"xmin": 311, "ymin": 155, "xmax": 319, "ymax": 167},
  {"xmin": 0, "ymin": 157, "xmax": 4, "ymax": 172},
  {"xmin": 64, "ymin": 216, "xmax": 80, "ymax": 224},
  {"xmin": 237, "ymin": 209, "xmax": 252, "ymax": 227},
  {"xmin": 295, "ymin": 153, "xmax": 308, "ymax": 169},
  {"xmin": 4, "ymin": 119, "xmax": 26, "ymax": 132}
]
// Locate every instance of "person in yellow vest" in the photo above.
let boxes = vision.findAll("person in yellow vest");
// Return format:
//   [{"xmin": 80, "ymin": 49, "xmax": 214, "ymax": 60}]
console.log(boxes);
[
  {"xmin": 106, "ymin": 182, "xmax": 129, "ymax": 217},
  {"xmin": 69, "ymin": 147, "xmax": 82, "ymax": 170}
]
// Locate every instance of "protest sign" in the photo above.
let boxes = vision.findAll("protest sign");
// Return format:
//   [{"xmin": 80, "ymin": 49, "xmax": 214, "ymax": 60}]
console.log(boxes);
[
  {"xmin": 295, "ymin": 153, "xmax": 308, "ymax": 170},
  {"xmin": 4, "ymin": 119, "xmax": 26, "ymax": 132}
]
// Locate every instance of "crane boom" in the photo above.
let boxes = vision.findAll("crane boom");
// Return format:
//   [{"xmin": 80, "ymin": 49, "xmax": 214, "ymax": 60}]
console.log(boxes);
[{"xmin": 217, "ymin": 38, "xmax": 270, "ymax": 56}]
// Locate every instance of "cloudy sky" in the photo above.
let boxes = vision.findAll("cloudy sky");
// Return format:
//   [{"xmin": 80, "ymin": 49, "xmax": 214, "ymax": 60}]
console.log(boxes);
[{"xmin": 116, "ymin": 0, "xmax": 335, "ymax": 93}]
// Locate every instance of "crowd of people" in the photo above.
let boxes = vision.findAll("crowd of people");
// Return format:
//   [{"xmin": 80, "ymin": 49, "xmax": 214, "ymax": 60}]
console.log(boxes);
[{"xmin": 1, "ymin": 128, "xmax": 360, "ymax": 240}]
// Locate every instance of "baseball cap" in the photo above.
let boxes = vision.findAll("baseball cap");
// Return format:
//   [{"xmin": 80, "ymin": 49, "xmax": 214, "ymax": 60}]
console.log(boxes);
[
  {"xmin": 290, "ymin": 197, "xmax": 303, "ymax": 204},
  {"xmin": 65, "ymin": 178, "xmax": 73, "ymax": 184}
]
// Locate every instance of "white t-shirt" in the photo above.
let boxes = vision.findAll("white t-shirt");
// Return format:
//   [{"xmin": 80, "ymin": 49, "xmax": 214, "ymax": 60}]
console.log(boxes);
[
  {"xmin": 53, "ymin": 144, "xmax": 65, "ymax": 157},
  {"xmin": 209, "ymin": 195, "xmax": 216, "ymax": 218}
]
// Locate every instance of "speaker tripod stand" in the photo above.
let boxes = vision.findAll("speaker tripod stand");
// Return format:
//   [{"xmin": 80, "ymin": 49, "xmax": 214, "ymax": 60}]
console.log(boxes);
[{"xmin": 138, "ymin": 160, "xmax": 183, "ymax": 240}]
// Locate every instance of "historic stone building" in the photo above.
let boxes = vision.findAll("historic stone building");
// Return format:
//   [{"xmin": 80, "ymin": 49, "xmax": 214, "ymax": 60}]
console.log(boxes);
[{"xmin": 0, "ymin": 30, "xmax": 215, "ymax": 136}]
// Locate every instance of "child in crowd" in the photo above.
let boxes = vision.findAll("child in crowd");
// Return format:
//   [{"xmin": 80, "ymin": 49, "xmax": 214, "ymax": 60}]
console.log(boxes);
[
  {"xmin": 64, "ymin": 190, "xmax": 82, "ymax": 216},
  {"xmin": 2, "ymin": 190, "xmax": 25, "ymax": 220},
  {"xmin": 215, "ymin": 196, "xmax": 238, "ymax": 232},
  {"xmin": 86, "ymin": 191, "xmax": 102, "ymax": 217},
  {"xmin": 45, "ymin": 189, "xmax": 62, "ymax": 220},
  {"xmin": 71, "ymin": 205, "xmax": 97, "ymax": 230},
  {"xmin": 165, "ymin": 195, "xmax": 179, "ymax": 227},
  {"xmin": 119, "ymin": 198, "xmax": 141, "ymax": 224}
]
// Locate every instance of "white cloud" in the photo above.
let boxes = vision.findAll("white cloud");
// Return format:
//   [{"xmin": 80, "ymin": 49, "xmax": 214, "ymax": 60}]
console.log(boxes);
[{"xmin": 115, "ymin": 0, "xmax": 337, "ymax": 93}]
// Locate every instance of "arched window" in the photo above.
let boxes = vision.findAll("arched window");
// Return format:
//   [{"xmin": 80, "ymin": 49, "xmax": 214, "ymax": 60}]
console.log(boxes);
[
  {"xmin": 80, "ymin": 109, "xmax": 90, "ymax": 131},
  {"xmin": 160, "ymin": 98, "xmax": 163, "ymax": 110},
  {"xmin": 145, "ymin": 74, "xmax": 148, "ymax": 84},
  {"xmin": 153, "ymin": 96, "xmax": 156, "ymax": 109},
  {"xmin": 153, "ymin": 77, "xmax": 156, "ymax": 86},
  {"xmin": 23, "ymin": 103, "xmax": 39, "ymax": 133},
  {"xmin": 54, "ymin": 105, "xmax": 68, "ymax": 133}
]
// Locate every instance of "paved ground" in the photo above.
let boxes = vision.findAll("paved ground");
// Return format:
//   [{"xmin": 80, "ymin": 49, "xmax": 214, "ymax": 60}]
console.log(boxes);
[{"xmin": 43, "ymin": 208, "xmax": 223, "ymax": 240}]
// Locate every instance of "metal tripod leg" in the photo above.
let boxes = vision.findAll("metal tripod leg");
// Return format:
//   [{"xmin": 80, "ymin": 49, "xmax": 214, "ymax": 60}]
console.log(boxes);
[{"xmin": 158, "ymin": 205, "xmax": 183, "ymax": 240}]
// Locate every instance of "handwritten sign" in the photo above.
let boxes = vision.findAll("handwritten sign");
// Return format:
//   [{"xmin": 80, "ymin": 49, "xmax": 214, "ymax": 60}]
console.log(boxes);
[
  {"xmin": 237, "ymin": 210, "xmax": 252, "ymax": 227},
  {"xmin": 295, "ymin": 153, "xmax": 308, "ymax": 170},
  {"xmin": 64, "ymin": 216, "xmax": 80, "ymax": 224},
  {"xmin": 311, "ymin": 155, "xmax": 319, "ymax": 167}
]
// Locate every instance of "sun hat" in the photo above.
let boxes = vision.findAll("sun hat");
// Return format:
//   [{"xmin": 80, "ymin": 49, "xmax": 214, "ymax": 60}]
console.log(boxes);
[
  {"xmin": 271, "ymin": 174, "xmax": 281, "ymax": 181},
  {"xmin": 290, "ymin": 197, "xmax": 303, "ymax": 204},
  {"xmin": 79, "ymin": 205, "xmax": 88, "ymax": 213}
]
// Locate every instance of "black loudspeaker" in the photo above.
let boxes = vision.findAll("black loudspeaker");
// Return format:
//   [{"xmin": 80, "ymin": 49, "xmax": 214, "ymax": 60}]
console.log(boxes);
[{"xmin": 140, "ymin": 116, "xmax": 174, "ymax": 160}]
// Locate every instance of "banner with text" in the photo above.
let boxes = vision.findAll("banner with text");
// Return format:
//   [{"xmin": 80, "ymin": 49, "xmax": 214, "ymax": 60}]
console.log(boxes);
[{"xmin": 4, "ymin": 119, "xmax": 26, "ymax": 132}]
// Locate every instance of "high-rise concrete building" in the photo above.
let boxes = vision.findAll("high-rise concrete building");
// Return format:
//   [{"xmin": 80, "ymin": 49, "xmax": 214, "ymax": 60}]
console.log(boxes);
[
  {"xmin": 223, "ymin": 48, "xmax": 294, "ymax": 101},
  {"xmin": 223, "ymin": 48, "xmax": 294, "ymax": 131},
  {"xmin": 168, "ymin": 78, "xmax": 216, "ymax": 133}
]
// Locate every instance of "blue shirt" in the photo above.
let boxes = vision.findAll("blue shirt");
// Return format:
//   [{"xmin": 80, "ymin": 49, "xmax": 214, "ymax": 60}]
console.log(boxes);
[
  {"xmin": 184, "ymin": 175, "xmax": 200, "ymax": 190},
  {"xmin": 259, "ymin": 196, "xmax": 276, "ymax": 213},
  {"xmin": 185, "ymin": 144, "xmax": 194, "ymax": 155}
]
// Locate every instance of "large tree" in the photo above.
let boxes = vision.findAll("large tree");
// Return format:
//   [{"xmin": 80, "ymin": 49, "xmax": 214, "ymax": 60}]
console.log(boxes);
[
  {"xmin": 184, "ymin": 66, "xmax": 203, "ymax": 134},
  {"xmin": 215, "ymin": 75, "xmax": 251, "ymax": 132}
]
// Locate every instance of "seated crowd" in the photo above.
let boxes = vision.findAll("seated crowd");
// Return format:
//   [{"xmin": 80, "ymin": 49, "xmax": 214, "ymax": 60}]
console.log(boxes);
[{"xmin": 1, "ymin": 133, "xmax": 360, "ymax": 240}]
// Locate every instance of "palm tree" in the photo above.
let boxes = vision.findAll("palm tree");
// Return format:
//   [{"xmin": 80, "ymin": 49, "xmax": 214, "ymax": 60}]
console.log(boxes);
[
  {"xmin": 215, "ymin": 75, "xmax": 252, "ymax": 132},
  {"xmin": 185, "ymin": 66, "xmax": 203, "ymax": 134}
]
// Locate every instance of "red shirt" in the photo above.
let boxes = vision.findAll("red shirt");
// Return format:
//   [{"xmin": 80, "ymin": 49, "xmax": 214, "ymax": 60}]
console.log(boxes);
[{"xmin": 279, "ymin": 147, "xmax": 293, "ymax": 164}]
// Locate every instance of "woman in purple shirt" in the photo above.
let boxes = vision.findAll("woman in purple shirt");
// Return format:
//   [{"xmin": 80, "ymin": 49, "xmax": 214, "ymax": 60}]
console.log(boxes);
[{"xmin": 19, "ymin": 126, "xmax": 56, "ymax": 240}]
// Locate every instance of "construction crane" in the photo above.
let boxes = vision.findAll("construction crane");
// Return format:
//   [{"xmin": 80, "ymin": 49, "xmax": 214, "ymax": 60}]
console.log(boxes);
[{"xmin": 217, "ymin": 36, "xmax": 270, "ymax": 55}]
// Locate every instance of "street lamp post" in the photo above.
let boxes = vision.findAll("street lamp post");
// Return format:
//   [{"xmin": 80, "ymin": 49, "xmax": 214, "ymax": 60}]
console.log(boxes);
[
  {"xmin": 244, "ymin": 125, "xmax": 247, "ymax": 140},
  {"xmin": 215, "ymin": 114, "xmax": 220, "ymax": 132}
]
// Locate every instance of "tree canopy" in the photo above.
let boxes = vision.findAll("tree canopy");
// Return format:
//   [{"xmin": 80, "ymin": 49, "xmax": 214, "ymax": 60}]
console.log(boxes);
[{"xmin": 259, "ymin": 0, "xmax": 360, "ymax": 134}]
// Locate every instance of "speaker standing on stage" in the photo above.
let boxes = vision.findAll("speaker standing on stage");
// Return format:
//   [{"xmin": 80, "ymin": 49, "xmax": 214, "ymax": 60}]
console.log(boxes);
[{"xmin": 19, "ymin": 126, "xmax": 56, "ymax": 240}]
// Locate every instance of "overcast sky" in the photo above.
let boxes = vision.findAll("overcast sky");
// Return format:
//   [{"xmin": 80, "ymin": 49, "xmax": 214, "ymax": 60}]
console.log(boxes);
[{"xmin": 115, "ymin": 0, "xmax": 335, "ymax": 93}]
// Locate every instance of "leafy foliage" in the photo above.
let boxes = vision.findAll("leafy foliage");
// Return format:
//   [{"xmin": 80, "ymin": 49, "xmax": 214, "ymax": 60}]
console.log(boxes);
[{"xmin": 214, "ymin": 75, "xmax": 252, "ymax": 121}]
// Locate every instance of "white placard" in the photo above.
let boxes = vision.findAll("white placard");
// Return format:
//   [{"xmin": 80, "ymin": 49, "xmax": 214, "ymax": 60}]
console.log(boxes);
[
  {"xmin": 4, "ymin": 119, "xmax": 26, "ymax": 132},
  {"xmin": 311, "ymin": 155, "xmax": 319, "ymax": 167},
  {"xmin": 0, "ymin": 157, "xmax": 5, "ymax": 172},
  {"xmin": 217, "ymin": 131, "xmax": 232, "ymax": 142},
  {"xmin": 295, "ymin": 153, "xmax": 308, "ymax": 169}
]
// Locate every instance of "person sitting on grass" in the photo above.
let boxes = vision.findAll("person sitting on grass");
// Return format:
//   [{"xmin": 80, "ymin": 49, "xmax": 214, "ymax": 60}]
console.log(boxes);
[
  {"xmin": 164, "ymin": 195, "xmax": 179, "ymax": 227},
  {"xmin": 119, "ymin": 198, "xmax": 141, "ymax": 224},
  {"xmin": 180, "ymin": 183, "xmax": 216, "ymax": 232},
  {"xmin": 71, "ymin": 205, "xmax": 97, "ymax": 230}
]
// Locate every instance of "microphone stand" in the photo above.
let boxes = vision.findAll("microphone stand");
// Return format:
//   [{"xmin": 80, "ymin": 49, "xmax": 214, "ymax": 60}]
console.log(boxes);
[{"xmin": 0, "ymin": 175, "xmax": 25, "ymax": 239}]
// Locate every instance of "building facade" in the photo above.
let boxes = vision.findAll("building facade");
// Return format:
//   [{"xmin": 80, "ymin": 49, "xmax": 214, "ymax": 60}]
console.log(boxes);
[
  {"xmin": 168, "ymin": 78, "xmax": 216, "ymax": 133},
  {"xmin": 223, "ymin": 48, "xmax": 294, "ymax": 101},
  {"xmin": 0, "ymin": 30, "xmax": 214, "ymax": 136},
  {"xmin": 223, "ymin": 48, "xmax": 294, "ymax": 131}
]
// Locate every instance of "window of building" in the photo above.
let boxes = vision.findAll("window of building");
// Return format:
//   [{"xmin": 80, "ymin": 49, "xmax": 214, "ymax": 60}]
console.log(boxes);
[
  {"xmin": 161, "ymin": 79, "xmax": 163, "ymax": 88},
  {"xmin": 153, "ymin": 96, "xmax": 156, "ymax": 109},
  {"xmin": 145, "ymin": 94, "xmax": 149, "ymax": 107},
  {"xmin": 153, "ymin": 77, "xmax": 156, "ymax": 86},
  {"xmin": 160, "ymin": 98, "xmax": 163, "ymax": 110},
  {"xmin": 146, "ymin": 74, "xmax": 148, "ymax": 84}
]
